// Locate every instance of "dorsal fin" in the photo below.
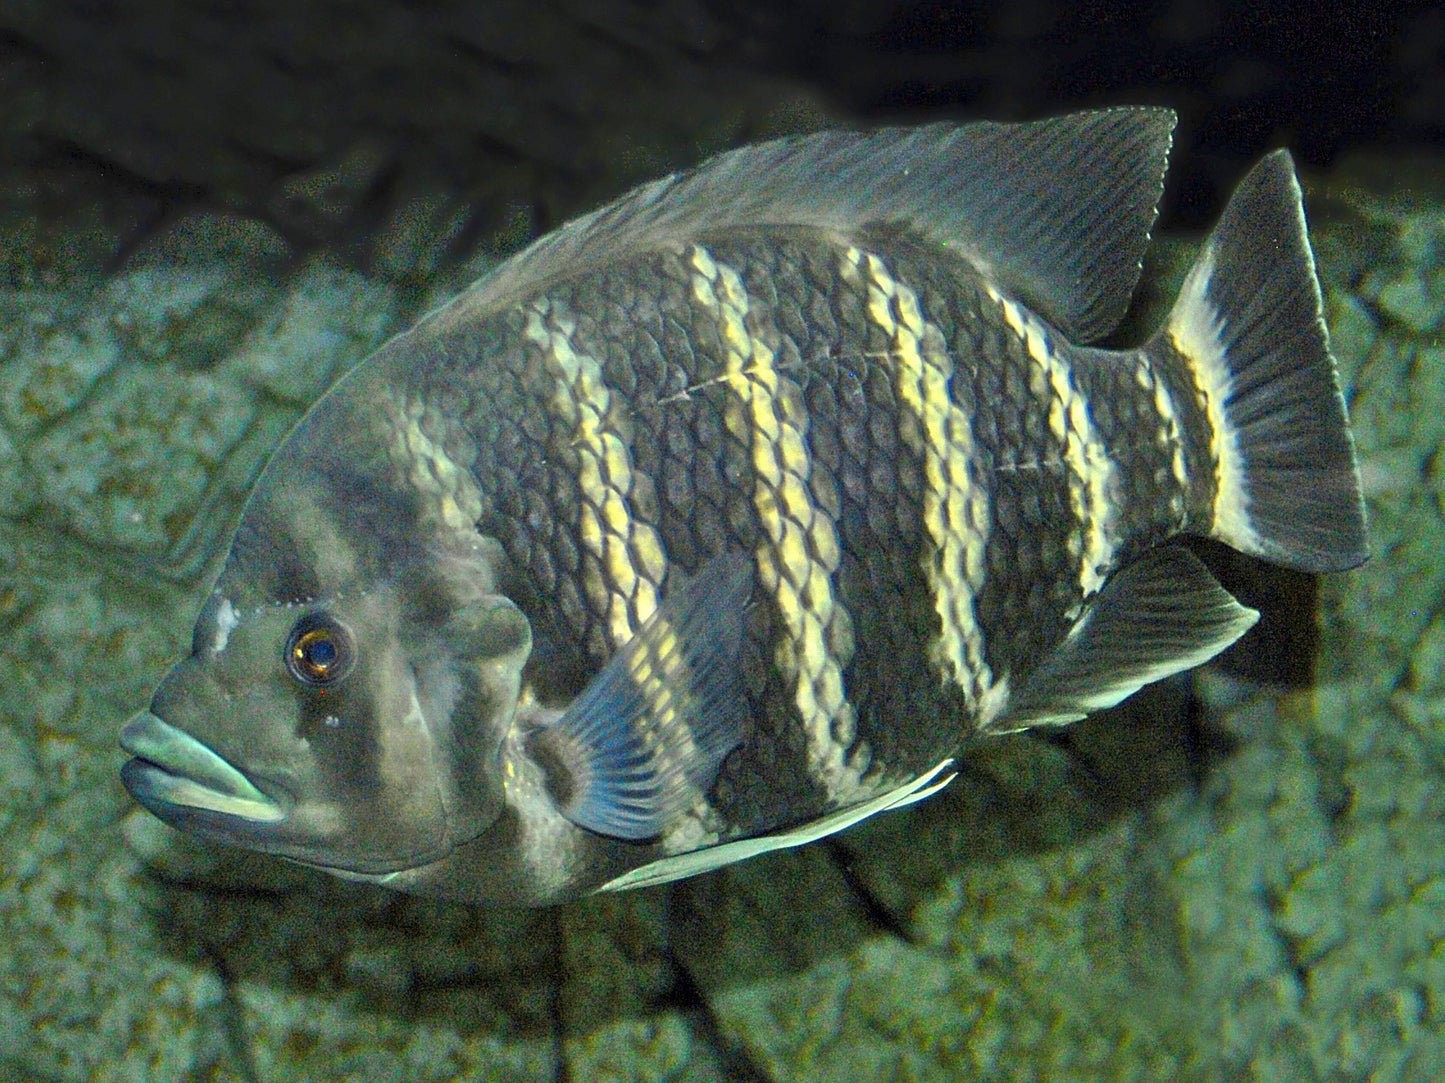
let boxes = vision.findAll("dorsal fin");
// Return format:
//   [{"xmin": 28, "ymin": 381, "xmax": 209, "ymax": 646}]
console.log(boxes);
[{"xmin": 433, "ymin": 107, "xmax": 1175, "ymax": 343}]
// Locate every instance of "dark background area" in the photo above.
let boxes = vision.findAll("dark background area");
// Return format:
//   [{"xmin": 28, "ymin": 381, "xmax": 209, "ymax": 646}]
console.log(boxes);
[{"xmin": 0, "ymin": 0, "xmax": 1440, "ymax": 281}]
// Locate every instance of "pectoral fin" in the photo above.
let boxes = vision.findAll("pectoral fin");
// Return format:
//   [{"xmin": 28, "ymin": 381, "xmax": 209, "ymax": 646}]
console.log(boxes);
[
  {"xmin": 526, "ymin": 553, "xmax": 752, "ymax": 840},
  {"xmin": 987, "ymin": 545, "xmax": 1259, "ymax": 734}
]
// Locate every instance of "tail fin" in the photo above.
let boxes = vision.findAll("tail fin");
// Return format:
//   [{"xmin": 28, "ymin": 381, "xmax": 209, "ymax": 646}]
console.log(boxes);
[{"xmin": 1151, "ymin": 150, "xmax": 1367, "ymax": 573}]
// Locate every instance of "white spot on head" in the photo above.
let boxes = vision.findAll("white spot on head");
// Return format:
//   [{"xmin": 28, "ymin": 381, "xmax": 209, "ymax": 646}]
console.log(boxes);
[{"xmin": 212, "ymin": 597, "xmax": 239, "ymax": 655}]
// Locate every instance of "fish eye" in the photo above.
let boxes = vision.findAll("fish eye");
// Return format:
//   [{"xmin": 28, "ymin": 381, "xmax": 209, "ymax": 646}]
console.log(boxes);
[{"xmin": 285, "ymin": 613, "xmax": 355, "ymax": 688}]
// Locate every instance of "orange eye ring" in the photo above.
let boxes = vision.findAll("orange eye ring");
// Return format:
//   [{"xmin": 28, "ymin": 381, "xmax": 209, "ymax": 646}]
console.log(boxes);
[{"xmin": 285, "ymin": 614, "xmax": 354, "ymax": 688}]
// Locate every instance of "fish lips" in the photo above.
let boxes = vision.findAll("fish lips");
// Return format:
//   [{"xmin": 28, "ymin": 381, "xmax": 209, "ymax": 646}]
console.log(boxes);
[{"xmin": 120, "ymin": 711, "xmax": 289, "ymax": 837}]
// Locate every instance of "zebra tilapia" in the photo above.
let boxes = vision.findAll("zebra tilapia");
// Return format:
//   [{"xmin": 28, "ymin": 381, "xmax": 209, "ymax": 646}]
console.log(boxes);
[{"xmin": 120, "ymin": 108, "xmax": 1367, "ymax": 905}]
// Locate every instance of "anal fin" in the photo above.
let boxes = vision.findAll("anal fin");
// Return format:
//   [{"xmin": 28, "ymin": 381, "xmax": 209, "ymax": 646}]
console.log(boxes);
[
  {"xmin": 987, "ymin": 545, "xmax": 1258, "ymax": 734},
  {"xmin": 526, "ymin": 553, "xmax": 752, "ymax": 840}
]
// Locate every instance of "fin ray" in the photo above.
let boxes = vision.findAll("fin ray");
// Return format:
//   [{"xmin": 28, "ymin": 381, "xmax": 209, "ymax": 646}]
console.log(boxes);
[
  {"xmin": 595, "ymin": 757, "xmax": 958, "ymax": 893},
  {"xmin": 528, "ymin": 553, "xmax": 751, "ymax": 840},
  {"xmin": 442, "ymin": 108, "xmax": 1175, "ymax": 342},
  {"xmin": 988, "ymin": 546, "xmax": 1258, "ymax": 734},
  {"xmin": 1155, "ymin": 151, "xmax": 1368, "ymax": 573}
]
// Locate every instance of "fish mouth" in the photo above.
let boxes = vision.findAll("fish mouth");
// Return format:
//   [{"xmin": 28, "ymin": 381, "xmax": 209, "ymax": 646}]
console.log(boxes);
[{"xmin": 120, "ymin": 711, "xmax": 287, "ymax": 825}]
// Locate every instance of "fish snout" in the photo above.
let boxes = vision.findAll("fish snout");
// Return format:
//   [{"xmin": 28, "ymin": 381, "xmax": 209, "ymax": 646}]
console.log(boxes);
[{"xmin": 119, "ymin": 711, "xmax": 286, "ymax": 825}]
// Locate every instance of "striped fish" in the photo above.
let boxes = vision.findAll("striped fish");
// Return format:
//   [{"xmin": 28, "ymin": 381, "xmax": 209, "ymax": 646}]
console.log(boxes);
[{"xmin": 120, "ymin": 108, "xmax": 1367, "ymax": 905}]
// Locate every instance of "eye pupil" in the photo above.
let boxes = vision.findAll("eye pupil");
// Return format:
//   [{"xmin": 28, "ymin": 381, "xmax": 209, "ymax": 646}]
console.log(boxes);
[
  {"xmin": 302, "ymin": 635, "xmax": 336, "ymax": 668},
  {"xmin": 285, "ymin": 616, "xmax": 354, "ymax": 687}
]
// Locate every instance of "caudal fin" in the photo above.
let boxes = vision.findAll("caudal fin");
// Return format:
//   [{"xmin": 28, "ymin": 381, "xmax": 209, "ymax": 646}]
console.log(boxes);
[{"xmin": 1150, "ymin": 151, "xmax": 1368, "ymax": 573}]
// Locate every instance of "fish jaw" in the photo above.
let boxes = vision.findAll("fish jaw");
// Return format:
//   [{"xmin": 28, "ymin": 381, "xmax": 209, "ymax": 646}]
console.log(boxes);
[{"xmin": 120, "ymin": 711, "xmax": 287, "ymax": 827}]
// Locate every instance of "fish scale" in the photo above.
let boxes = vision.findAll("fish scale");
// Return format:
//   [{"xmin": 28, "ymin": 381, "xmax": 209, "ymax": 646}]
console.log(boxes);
[
  {"xmin": 502, "ymin": 231, "xmax": 1081, "ymax": 783},
  {"xmin": 450, "ymin": 225, "xmax": 1196, "ymax": 769},
  {"xmin": 689, "ymin": 244, "xmax": 863, "ymax": 798},
  {"xmin": 119, "ymin": 109, "xmax": 1368, "ymax": 904},
  {"xmin": 1146, "ymin": 337, "xmax": 1225, "ymax": 531},
  {"xmin": 466, "ymin": 236, "xmax": 942, "ymax": 817}
]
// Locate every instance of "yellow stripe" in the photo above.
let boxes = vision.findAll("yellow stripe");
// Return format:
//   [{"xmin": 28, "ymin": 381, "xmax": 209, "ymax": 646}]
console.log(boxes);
[
  {"xmin": 522, "ymin": 299, "xmax": 667, "ymax": 645},
  {"xmin": 688, "ymin": 244, "xmax": 863, "ymax": 799},
  {"xmin": 1132, "ymin": 357, "xmax": 1189, "ymax": 521},
  {"xmin": 619, "ymin": 611, "xmax": 708, "ymax": 786},
  {"xmin": 382, "ymin": 392, "xmax": 486, "ymax": 534},
  {"xmin": 989, "ymin": 287, "xmax": 1116, "ymax": 606},
  {"xmin": 846, "ymin": 248, "xmax": 1004, "ymax": 726},
  {"xmin": 1167, "ymin": 248, "xmax": 1259, "ymax": 551}
]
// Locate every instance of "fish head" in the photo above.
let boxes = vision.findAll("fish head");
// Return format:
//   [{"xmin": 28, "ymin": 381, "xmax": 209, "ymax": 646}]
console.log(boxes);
[{"xmin": 121, "ymin": 466, "xmax": 534, "ymax": 878}]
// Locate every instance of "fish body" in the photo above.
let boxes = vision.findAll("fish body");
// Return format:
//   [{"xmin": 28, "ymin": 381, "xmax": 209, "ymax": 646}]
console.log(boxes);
[{"xmin": 121, "ymin": 109, "xmax": 1367, "ymax": 905}]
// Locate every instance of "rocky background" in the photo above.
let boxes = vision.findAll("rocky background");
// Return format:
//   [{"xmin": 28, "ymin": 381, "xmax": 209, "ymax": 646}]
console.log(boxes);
[{"xmin": 2, "ymin": 2, "xmax": 1443, "ymax": 1081}]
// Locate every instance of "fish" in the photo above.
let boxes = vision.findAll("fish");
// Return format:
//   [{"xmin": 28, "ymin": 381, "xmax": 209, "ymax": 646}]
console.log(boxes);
[{"xmin": 119, "ymin": 107, "xmax": 1368, "ymax": 906}]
